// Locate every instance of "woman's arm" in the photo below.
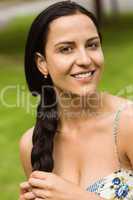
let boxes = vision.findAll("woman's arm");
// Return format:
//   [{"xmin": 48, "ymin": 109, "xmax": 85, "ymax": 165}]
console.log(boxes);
[
  {"xmin": 19, "ymin": 127, "xmax": 33, "ymax": 178},
  {"xmin": 28, "ymin": 170, "xmax": 106, "ymax": 200},
  {"xmin": 19, "ymin": 128, "xmax": 35, "ymax": 199}
]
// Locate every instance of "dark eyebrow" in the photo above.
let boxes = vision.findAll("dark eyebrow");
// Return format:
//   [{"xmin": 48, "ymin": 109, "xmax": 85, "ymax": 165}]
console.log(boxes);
[
  {"xmin": 55, "ymin": 41, "xmax": 74, "ymax": 47},
  {"xmin": 86, "ymin": 36, "xmax": 100, "ymax": 42},
  {"xmin": 55, "ymin": 36, "xmax": 100, "ymax": 47}
]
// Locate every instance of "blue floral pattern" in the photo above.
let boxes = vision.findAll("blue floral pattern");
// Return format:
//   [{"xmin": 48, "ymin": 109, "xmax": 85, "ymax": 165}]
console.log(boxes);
[{"xmin": 86, "ymin": 168, "xmax": 133, "ymax": 199}]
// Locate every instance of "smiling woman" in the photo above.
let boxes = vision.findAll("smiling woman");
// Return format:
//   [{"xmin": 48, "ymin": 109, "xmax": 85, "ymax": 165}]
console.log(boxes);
[
  {"xmin": 36, "ymin": 12, "xmax": 104, "ymax": 97},
  {"xmin": 19, "ymin": 1, "xmax": 133, "ymax": 200}
]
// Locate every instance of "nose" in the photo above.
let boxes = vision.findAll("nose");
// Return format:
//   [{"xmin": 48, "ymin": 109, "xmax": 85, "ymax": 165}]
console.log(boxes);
[{"xmin": 75, "ymin": 49, "xmax": 91, "ymax": 66}]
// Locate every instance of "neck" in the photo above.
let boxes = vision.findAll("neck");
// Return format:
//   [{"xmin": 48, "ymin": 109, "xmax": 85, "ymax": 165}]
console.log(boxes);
[{"xmin": 56, "ymin": 90, "xmax": 107, "ymax": 132}]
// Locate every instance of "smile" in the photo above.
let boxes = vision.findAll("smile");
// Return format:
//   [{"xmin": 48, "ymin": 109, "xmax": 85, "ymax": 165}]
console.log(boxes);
[{"xmin": 71, "ymin": 70, "xmax": 96, "ymax": 83}]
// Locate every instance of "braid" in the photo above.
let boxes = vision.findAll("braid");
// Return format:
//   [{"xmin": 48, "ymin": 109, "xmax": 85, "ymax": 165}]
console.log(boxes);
[{"xmin": 31, "ymin": 86, "xmax": 59, "ymax": 172}]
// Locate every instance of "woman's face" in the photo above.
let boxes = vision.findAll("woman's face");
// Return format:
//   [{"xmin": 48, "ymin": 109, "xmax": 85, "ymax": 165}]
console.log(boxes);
[{"xmin": 37, "ymin": 13, "xmax": 104, "ymax": 97}]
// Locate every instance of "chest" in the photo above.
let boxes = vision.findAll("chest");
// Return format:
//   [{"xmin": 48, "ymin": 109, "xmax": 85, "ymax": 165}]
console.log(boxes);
[{"xmin": 52, "ymin": 119, "xmax": 129, "ymax": 190}]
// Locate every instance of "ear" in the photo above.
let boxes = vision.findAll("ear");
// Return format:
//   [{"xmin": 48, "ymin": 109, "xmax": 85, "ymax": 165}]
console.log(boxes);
[{"xmin": 35, "ymin": 52, "xmax": 49, "ymax": 76}]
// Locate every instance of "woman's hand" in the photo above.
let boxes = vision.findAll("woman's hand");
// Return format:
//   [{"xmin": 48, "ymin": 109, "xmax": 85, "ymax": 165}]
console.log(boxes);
[
  {"xmin": 19, "ymin": 181, "xmax": 36, "ymax": 200},
  {"xmin": 28, "ymin": 171, "xmax": 87, "ymax": 200}
]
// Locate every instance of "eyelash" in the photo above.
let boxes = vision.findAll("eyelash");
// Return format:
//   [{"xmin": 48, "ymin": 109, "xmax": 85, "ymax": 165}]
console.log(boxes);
[
  {"xmin": 59, "ymin": 47, "xmax": 73, "ymax": 54},
  {"xmin": 59, "ymin": 42, "xmax": 100, "ymax": 54},
  {"xmin": 86, "ymin": 42, "xmax": 100, "ymax": 49}
]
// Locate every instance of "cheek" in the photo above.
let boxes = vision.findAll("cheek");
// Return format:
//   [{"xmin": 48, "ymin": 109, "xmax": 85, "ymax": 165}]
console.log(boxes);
[
  {"xmin": 47, "ymin": 54, "xmax": 73, "ymax": 76},
  {"xmin": 93, "ymin": 50, "xmax": 104, "ymax": 67}
]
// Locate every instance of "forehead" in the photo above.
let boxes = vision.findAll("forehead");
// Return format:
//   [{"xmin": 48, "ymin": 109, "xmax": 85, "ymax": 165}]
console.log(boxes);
[{"xmin": 47, "ymin": 13, "xmax": 98, "ymax": 43}]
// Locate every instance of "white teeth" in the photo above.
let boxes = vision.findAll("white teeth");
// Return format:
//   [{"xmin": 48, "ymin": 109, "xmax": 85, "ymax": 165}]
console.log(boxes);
[{"xmin": 73, "ymin": 72, "xmax": 92, "ymax": 78}]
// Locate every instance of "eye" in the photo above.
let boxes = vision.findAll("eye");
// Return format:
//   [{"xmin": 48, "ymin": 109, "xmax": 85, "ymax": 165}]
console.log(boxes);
[
  {"xmin": 86, "ymin": 42, "xmax": 100, "ymax": 50},
  {"xmin": 59, "ymin": 46, "xmax": 74, "ymax": 54}
]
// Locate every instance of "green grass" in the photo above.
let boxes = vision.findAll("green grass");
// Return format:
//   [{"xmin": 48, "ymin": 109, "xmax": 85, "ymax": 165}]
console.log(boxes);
[
  {"xmin": 0, "ymin": 15, "xmax": 35, "ymax": 55},
  {"xmin": 100, "ymin": 15, "xmax": 133, "ymax": 96},
  {"xmin": 0, "ymin": 55, "xmax": 37, "ymax": 199},
  {"xmin": 0, "ymin": 15, "xmax": 37, "ymax": 200},
  {"xmin": 0, "ymin": 14, "xmax": 133, "ymax": 199}
]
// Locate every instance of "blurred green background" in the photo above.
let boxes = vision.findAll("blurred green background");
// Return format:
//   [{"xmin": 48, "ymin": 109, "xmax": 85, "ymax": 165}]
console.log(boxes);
[
  {"xmin": 0, "ymin": 14, "xmax": 37, "ymax": 200},
  {"xmin": 0, "ymin": 0, "xmax": 133, "ymax": 199}
]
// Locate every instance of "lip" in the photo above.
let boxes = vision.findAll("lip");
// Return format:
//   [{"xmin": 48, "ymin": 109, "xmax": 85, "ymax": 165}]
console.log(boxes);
[
  {"xmin": 70, "ymin": 69, "xmax": 96, "ymax": 76},
  {"xmin": 71, "ymin": 70, "xmax": 97, "ymax": 84}
]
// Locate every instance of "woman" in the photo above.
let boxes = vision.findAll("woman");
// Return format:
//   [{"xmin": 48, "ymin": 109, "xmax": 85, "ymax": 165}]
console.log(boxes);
[{"xmin": 19, "ymin": 1, "xmax": 133, "ymax": 200}]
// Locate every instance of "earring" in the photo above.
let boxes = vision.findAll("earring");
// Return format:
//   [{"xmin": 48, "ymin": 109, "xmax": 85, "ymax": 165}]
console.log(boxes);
[{"xmin": 44, "ymin": 74, "xmax": 48, "ymax": 79}]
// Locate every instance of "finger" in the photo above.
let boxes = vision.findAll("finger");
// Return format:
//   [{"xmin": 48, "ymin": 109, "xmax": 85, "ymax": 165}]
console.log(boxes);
[
  {"xmin": 35, "ymin": 198, "xmax": 44, "ymax": 200},
  {"xmin": 24, "ymin": 192, "xmax": 36, "ymax": 199},
  {"xmin": 31, "ymin": 171, "xmax": 51, "ymax": 179},
  {"xmin": 20, "ymin": 182, "xmax": 31, "ymax": 194},
  {"xmin": 19, "ymin": 194, "xmax": 30, "ymax": 200},
  {"xmin": 20, "ymin": 182, "xmax": 31, "ymax": 190},
  {"xmin": 29, "ymin": 178, "xmax": 50, "ymax": 190},
  {"xmin": 32, "ymin": 188, "xmax": 49, "ymax": 199},
  {"xmin": 19, "ymin": 195, "xmax": 25, "ymax": 200}
]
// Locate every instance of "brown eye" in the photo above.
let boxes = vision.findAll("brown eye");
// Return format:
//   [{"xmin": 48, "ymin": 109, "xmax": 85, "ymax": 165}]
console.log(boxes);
[
  {"xmin": 87, "ymin": 42, "xmax": 100, "ymax": 50},
  {"xmin": 60, "ymin": 46, "xmax": 73, "ymax": 54}
]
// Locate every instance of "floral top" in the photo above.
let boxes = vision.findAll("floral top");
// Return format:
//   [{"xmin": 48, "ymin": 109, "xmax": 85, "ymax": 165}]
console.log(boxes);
[
  {"xmin": 86, "ymin": 168, "xmax": 133, "ymax": 199},
  {"xmin": 86, "ymin": 103, "xmax": 133, "ymax": 199}
]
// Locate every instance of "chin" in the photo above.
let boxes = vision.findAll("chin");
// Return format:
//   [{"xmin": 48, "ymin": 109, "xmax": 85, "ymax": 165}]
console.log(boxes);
[
  {"xmin": 70, "ymin": 86, "xmax": 98, "ymax": 98},
  {"xmin": 56, "ymin": 84, "xmax": 98, "ymax": 99}
]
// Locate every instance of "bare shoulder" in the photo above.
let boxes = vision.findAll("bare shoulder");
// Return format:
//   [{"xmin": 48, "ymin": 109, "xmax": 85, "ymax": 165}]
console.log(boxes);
[
  {"xmin": 107, "ymin": 93, "xmax": 133, "ymax": 166},
  {"xmin": 122, "ymin": 101, "xmax": 133, "ymax": 167},
  {"xmin": 108, "ymin": 93, "xmax": 133, "ymax": 160},
  {"xmin": 108, "ymin": 93, "xmax": 133, "ymax": 130},
  {"xmin": 19, "ymin": 127, "xmax": 34, "ymax": 178},
  {"xmin": 119, "ymin": 99, "xmax": 133, "ymax": 166},
  {"xmin": 106, "ymin": 92, "xmax": 132, "ymax": 108}
]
